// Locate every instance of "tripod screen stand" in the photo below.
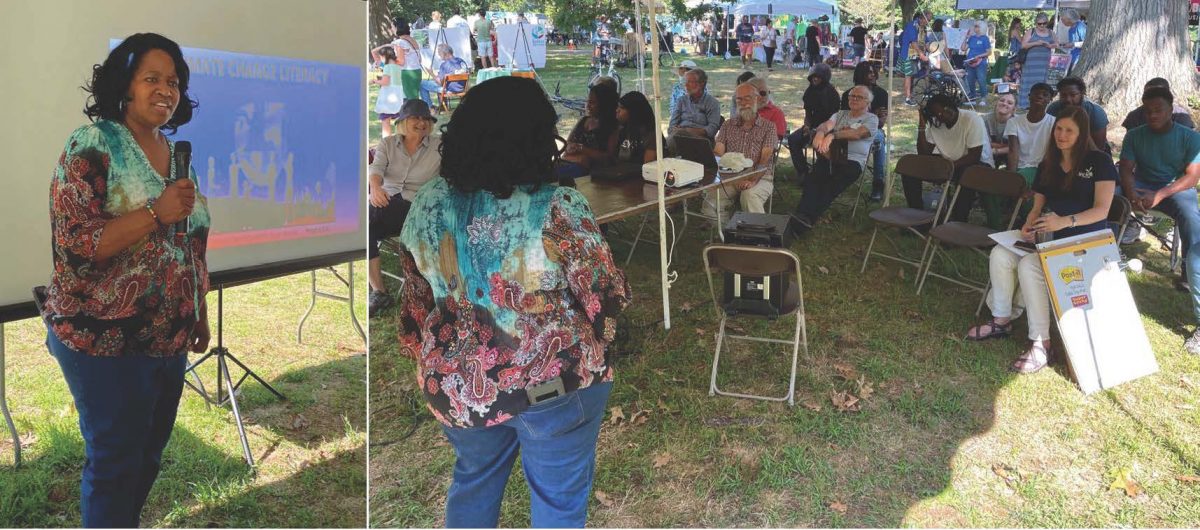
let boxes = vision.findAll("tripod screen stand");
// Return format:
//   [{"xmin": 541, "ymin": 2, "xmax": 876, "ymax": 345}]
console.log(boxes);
[{"xmin": 185, "ymin": 286, "xmax": 286, "ymax": 467}]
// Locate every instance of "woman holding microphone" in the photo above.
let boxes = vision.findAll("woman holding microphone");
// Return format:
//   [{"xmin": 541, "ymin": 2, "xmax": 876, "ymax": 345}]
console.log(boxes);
[{"xmin": 42, "ymin": 33, "xmax": 210, "ymax": 527}]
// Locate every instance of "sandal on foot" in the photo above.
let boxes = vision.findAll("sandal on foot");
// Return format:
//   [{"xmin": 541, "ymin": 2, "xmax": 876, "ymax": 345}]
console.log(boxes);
[
  {"xmin": 1010, "ymin": 340, "xmax": 1050, "ymax": 374},
  {"xmin": 966, "ymin": 318, "xmax": 1012, "ymax": 341}
]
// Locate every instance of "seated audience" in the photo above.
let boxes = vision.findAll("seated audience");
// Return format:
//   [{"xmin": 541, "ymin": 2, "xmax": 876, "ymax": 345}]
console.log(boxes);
[
  {"xmin": 908, "ymin": 93, "xmax": 994, "ymax": 223},
  {"xmin": 966, "ymin": 105, "xmax": 1116, "ymax": 373},
  {"xmin": 1047, "ymin": 77, "xmax": 1109, "ymax": 151},
  {"xmin": 615, "ymin": 91, "xmax": 663, "ymax": 164},
  {"xmin": 839, "ymin": 61, "xmax": 889, "ymax": 200},
  {"xmin": 668, "ymin": 60, "xmax": 701, "ymax": 119},
  {"xmin": 667, "ymin": 68, "xmax": 722, "ymax": 152},
  {"xmin": 368, "ymin": 100, "xmax": 441, "ymax": 314},
  {"xmin": 1118, "ymin": 87, "xmax": 1200, "ymax": 353},
  {"xmin": 556, "ymin": 83, "xmax": 619, "ymax": 185},
  {"xmin": 418, "ymin": 44, "xmax": 470, "ymax": 111},
  {"xmin": 790, "ymin": 85, "xmax": 879, "ymax": 233},
  {"xmin": 701, "ymin": 82, "xmax": 778, "ymax": 225},
  {"xmin": 1122, "ymin": 78, "xmax": 1195, "ymax": 131},
  {"xmin": 746, "ymin": 77, "xmax": 788, "ymax": 139},
  {"xmin": 980, "ymin": 91, "xmax": 1017, "ymax": 227},
  {"xmin": 1004, "ymin": 83, "xmax": 1056, "ymax": 185},
  {"xmin": 787, "ymin": 63, "xmax": 840, "ymax": 177}
]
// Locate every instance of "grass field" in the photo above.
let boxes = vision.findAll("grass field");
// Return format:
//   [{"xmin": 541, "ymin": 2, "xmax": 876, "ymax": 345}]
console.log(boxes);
[
  {"xmin": 368, "ymin": 47, "xmax": 1200, "ymax": 527},
  {"xmin": 0, "ymin": 263, "xmax": 367, "ymax": 527}
]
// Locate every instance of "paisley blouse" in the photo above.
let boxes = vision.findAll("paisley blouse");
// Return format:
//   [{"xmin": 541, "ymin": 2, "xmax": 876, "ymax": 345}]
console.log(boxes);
[
  {"xmin": 398, "ymin": 178, "xmax": 631, "ymax": 428},
  {"xmin": 43, "ymin": 120, "xmax": 211, "ymax": 357}
]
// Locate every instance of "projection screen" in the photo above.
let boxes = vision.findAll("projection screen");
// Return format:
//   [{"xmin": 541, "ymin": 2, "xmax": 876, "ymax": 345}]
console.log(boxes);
[{"xmin": 0, "ymin": 0, "xmax": 366, "ymax": 320}]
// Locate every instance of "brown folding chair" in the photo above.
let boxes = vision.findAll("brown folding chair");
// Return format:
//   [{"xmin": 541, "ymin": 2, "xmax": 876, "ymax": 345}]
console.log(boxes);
[
  {"xmin": 703, "ymin": 244, "xmax": 808, "ymax": 406},
  {"xmin": 511, "ymin": 70, "xmax": 537, "ymax": 80},
  {"xmin": 859, "ymin": 154, "xmax": 954, "ymax": 278},
  {"xmin": 916, "ymin": 166, "xmax": 1027, "ymax": 314},
  {"xmin": 438, "ymin": 72, "xmax": 471, "ymax": 112}
]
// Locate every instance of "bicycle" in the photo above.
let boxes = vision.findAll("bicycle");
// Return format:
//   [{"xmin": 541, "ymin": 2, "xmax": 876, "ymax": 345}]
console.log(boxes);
[
  {"xmin": 549, "ymin": 81, "xmax": 588, "ymax": 117},
  {"xmin": 588, "ymin": 44, "xmax": 622, "ymax": 93},
  {"xmin": 911, "ymin": 66, "xmax": 964, "ymax": 108}
]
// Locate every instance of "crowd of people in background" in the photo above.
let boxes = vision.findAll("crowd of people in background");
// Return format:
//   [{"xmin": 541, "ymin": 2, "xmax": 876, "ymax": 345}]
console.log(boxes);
[{"xmin": 369, "ymin": 7, "xmax": 1200, "ymax": 528}]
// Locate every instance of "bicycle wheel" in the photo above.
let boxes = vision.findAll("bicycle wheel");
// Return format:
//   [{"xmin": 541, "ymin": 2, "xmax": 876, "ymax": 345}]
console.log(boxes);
[{"xmin": 658, "ymin": 51, "xmax": 675, "ymax": 67}]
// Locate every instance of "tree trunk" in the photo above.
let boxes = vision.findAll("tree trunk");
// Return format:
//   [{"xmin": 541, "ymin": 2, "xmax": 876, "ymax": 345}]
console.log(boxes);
[
  {"xmin": 370, "ymin": 0, "xmax": 396, "ymax": 51},
  {"xmin": 1072, "ymin": 0, "xmax": 1199, "ymax": 121},
  {"xmin": 896, "ymin": 0, "xmax": 917, "ymax": 28}
]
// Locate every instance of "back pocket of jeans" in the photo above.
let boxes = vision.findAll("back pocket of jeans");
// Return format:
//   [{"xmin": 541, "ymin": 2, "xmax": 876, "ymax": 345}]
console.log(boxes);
[{"xmin": 517, "ymin": 391, "xmax": 585, "ymax": 439}]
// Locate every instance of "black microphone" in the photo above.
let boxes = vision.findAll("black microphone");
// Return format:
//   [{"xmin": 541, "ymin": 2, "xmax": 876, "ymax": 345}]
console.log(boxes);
[{"xmin": 173, "ymin": 141, "xmax": 192, "ymax": 237}]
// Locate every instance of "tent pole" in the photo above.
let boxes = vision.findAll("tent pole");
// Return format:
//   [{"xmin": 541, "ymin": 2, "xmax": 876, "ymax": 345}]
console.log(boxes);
[
  {"xmin": 635, "ymin": 0, "xmax": 646, "ymax": 92},
  {"xmin": 648, "ymin": 0, "xmax": 671, "ymax": 330},
  {"xmin": 883, "ymin": 5, "xmax": 896, "ymax": 208}
]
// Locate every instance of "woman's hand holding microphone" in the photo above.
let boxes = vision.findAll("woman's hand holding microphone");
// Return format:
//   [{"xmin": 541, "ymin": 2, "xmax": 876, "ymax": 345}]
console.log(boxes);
[{"xmin": 153, "ymin": 179, "xmax": 196, "ymax": 225}]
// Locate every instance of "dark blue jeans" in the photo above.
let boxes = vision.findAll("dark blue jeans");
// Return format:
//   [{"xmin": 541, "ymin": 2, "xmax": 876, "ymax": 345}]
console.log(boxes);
[
  {"xmin": 47, "ymin": 328, "xmax": 186, "ymax": 528},
  {"xmin": 1131, "ymin": 180, "xmax": 1200, "ymax": 322},
  {"xmin": 441, "ymin": 381, "xmax": 613, "ymax": 528}
]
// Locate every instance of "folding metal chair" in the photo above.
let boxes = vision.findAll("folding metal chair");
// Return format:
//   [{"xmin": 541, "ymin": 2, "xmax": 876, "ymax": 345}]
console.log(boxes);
[
  {"xmin": 860, "ymin": 154, "xmax": 954, "ymax": 278},
  {"xmin": 1110, "ymin": 194, "xmax": 1132, "ymax": 245},
  {"xmin": 703, "ymin": 244, "xmax": 808, "ymax": 406},
  {"xmin": 916, "ymin": 166, "xmax": 1027, "ymax": 315}
]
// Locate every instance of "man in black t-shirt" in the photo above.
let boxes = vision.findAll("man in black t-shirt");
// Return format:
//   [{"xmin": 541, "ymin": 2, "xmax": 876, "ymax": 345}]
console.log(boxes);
[
  {"xmin": 805, "ymin": 23, "xmax": 821, "ymax": 66},
  {"xmin": 849, "ymin": 19, "xmax": 869, "ymax": 64}
]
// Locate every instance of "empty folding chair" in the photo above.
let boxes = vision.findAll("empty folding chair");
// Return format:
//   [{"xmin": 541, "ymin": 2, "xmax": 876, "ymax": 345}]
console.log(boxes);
[
  {"xmin": 703, "ymin": 244, "xmax": 808, "ymax": 406},
  {"xmin": 860, "ymin": 154, "xmax": 954, "ymax": 278},
  {"xmin": 916, "ymin": 166, "xmax": 1027, "ymax": 315}
]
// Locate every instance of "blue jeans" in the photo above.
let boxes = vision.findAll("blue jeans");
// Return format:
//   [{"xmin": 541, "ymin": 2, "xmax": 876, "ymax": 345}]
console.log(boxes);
[
  {"xmin": 419, "ymin": 79, "xmax": 442, "ymax": 106},
  {"xmin": 870, "ymin": 128, "xmax": 888, "ymax": 185},
  {"xmin": 1131, "ymin": 180, "xmax": 1200, "ymax": 322},
  {"xmin": 964, "ymin": 60, "xmax": 989, "ymax": 100},
  {"xmin": 46, "ymin": 327, "xmax": 186, "ymax": 528},
  {"xmin": 442, "ymin": 381, "xmax": 613, "ymax": 528}
]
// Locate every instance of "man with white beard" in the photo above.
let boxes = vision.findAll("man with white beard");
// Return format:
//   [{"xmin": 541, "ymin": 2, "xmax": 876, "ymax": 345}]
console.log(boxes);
[{"xmin": 701, "ymin": 82, "xmax": 778, "ymax": 225}]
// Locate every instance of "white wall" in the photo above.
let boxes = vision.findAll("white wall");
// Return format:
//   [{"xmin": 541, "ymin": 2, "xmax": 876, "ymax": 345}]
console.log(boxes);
[{"xmin": 0, "ymin": 0, "xmax": 366, "ymax": 308}]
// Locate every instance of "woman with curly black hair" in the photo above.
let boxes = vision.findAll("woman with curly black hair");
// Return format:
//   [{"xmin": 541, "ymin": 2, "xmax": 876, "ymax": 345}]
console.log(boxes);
[
  {"xmin": 42, "ymin": 32, "xmax": 209, "ymax": 527},
  {"xmin": 396, "ymin": 76, "xmax": 631, "ymax": 527}
]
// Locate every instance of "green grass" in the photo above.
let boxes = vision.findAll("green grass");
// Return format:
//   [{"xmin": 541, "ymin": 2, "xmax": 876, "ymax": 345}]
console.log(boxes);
[
  {"xmin": 369, "ymin": 47, "xmax": 1200, "ymax": 527},
  {"xmin": 1, "ymin": 263, "xmax": 367, "ymax": 527}
]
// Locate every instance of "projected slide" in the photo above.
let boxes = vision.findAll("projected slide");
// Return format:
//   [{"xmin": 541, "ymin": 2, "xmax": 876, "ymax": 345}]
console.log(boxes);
[{"xmin": 114, "ymin": 41, "xmax": 363, "ymax": 250}]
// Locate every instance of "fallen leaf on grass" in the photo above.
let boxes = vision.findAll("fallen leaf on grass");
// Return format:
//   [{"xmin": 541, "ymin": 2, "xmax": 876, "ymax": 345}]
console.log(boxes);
[
  {"xmin": 818, "ymin": 265, "xmax": 830, "ymax": 274},
  {"xmin": 289, "ymin": 414, "xmax": 310, "ymax": 431},
  {"xmin": 1177, "ymin": 475, "xmax": 1200, "ymax": 484},
  {"xmin": 18, "ymin": 432, "xmax": 38, "ymax": 449},
  {"xmin": 898, "ymin": 268, "xmax": 906, "ymax": 280},
  {"xmin": 695, "ymin": 328, "xmax": 707, "ymax": 337},
  {"xmin": 832, "ymin": 361, "xmax": 858, "ymax": 380},
  {"xmin": 992, "ymin": 463, "xmax": 1020, "ymax": 487},
  {"xmin": 680, "ymin": 302, "xmax": 694, "ymax": 312},
  {"xmin": 631, "ymin": 410, "xmax": 650, "ymax": 426},
  {"xmin": 594, "ymin": 490, "xmax": 614, "ymax": 508},
  {"xmin": 1110, "ymin": 468, "xmax": 1143, "ymax": 498},
  {"xmin": 830, "ymin": 390, "xmax": 860, "ymax": 412},
  {"xmin": 855, "ymin": 376, "xmax": 874, "ymax": 400},
  {"xmin": 652, "ymin": 452, "xmax": 673, "ymax": 469},
  {"xmin": 829, "ymin": 501, "xmax": 848, "ymax": 514},
  {"xmin": 608, "ymin": 407, "xmax": 626, "ymax": 425},
  {"xmin": 800, "ymin": 398, "xmax": 823, "ymax": 412}
]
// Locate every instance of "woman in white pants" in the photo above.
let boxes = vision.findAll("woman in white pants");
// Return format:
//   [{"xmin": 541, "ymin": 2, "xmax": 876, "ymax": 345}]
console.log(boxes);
[{"xmin": 965, "ymin": 105, "xmax": 1116, "ymax": 373}]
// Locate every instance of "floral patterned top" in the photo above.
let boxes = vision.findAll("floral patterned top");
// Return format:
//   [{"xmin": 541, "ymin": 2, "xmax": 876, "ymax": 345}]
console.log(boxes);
[
  {"xmin": 398, "ymin": 178, "xmax": 631, "ymax": 428},
  {"xmin": 43, "ymin": 120, "xmax": 211, "ymax": 357}
]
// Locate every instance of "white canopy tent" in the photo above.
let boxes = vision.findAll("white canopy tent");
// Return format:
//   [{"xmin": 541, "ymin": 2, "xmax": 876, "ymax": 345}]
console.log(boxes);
[{"xmin": 731, "ymin": 0, "xmax": 838, "ymax": 20}]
